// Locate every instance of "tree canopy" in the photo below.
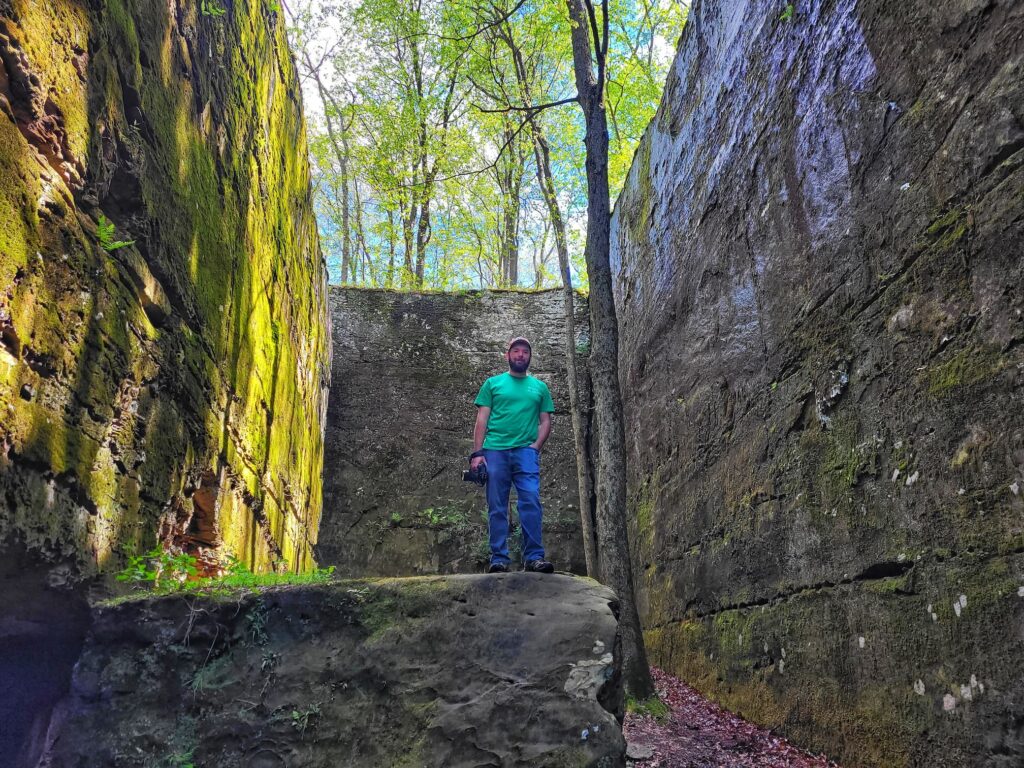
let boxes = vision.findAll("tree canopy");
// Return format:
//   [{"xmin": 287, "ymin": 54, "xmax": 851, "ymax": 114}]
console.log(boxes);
[{"xmin": 287, "ymin": 0, "xmax": 686, "ymax": 288}]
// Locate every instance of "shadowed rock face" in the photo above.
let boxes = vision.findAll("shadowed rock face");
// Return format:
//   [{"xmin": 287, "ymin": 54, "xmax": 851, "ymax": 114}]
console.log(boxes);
[
  {"xmin": 41, "ymin": 574, "xmax": 625, "ymax": 768},
  {"xmin": 320, "ymin": 288, "xmax": 591, "ymax": 576},
  {"xmin": 612, "ymin": 0, "xmax": 1024, "ymax": 765},
  {"xmin": 0, "ymin": 544, "xmax": 90, "ymax": 768}
]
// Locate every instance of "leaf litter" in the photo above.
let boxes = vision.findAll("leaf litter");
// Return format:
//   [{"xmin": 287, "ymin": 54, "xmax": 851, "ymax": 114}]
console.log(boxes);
[{"xmin": 623, "ymin": 667, "xmax": 840, "ymax": 767}]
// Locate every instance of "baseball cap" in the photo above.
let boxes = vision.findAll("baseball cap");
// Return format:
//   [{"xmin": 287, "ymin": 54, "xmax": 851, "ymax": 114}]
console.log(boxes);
[{"xmin": 506, "ymin": 336, "xmax": 532, "ymax": 352}]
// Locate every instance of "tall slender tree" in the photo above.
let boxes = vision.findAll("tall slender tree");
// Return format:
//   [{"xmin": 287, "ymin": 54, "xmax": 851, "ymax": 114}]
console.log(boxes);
[
  {"xmin": 565, "ymin": 0, "xmax": 654, "ymax": 699},
  {"xmin": 494, "ymin": 13, "xmax": 599, "ymax": 576}
]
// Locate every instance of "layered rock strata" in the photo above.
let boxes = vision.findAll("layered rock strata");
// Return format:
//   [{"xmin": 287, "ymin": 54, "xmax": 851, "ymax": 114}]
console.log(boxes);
[
  {"xmin": 612, "ymin": 0, "xmax": 1024, "ymax": 764},
  {"xmin": 0, "ymin": 0, "xmax": 329, "ymax": 578},
  {"xmin": 42, "ymin": 574, "xmax": 625, "ymax": 768},
  {"xmin": 320, "ymin": 287, "xmax": 590, "ymax": 576}
]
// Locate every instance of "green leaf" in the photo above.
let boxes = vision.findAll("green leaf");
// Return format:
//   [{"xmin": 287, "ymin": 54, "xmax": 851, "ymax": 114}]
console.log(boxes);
[{"xmin": 96, "ymin": 214, "xmax": 135, "ymax": 251}]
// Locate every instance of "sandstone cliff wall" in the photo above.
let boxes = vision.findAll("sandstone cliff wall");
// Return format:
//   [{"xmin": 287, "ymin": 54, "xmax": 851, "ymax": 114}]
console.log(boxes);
[
  {"xmin": 612, "ymin": 0, "xmax": 1024, "ymax": 764},
  {"xmin": 319, "ymin": 287, "xmax": 589, "ymax": 576},
  {"xmin": 0, "ymin": 0, "xmax": 330, "ymax": 580}
]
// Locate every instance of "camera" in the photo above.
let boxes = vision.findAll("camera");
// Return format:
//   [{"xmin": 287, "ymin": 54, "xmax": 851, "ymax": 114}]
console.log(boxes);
[{"xmin": 463, "ymin": 465, "xmax": 488, "ymax": 486}]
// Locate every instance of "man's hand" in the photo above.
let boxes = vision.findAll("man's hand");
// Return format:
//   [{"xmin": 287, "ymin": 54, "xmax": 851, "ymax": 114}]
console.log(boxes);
[
  {"xmin": 471, "ymin": 455, "xmax": 486, "ymax": 470},
  {"xmin": 530, "ymin": 412, "xmax": 551, "ymax": 453}
]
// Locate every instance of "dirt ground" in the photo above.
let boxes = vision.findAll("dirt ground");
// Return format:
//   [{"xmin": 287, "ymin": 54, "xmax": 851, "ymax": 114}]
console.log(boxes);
[{"xmin": 622, "ymin": 668, "xmax": 840, "ymax": 768}]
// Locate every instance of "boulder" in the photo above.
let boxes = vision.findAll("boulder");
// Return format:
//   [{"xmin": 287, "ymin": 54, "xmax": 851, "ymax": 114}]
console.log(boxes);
[{"xmin": 41, "ymin": 574, "xmax": 625, "ymax": 768}]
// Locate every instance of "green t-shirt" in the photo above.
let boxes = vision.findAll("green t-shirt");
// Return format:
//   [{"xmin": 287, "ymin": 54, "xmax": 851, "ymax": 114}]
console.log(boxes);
[{"xmin": 474, "ymin": 372, "xmax": 555, "ymax": 450}]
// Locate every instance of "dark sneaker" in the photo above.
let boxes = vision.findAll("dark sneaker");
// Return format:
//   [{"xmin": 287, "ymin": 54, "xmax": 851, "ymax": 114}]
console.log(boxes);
[
  {"xmin": 523, "ymin": 560, "xmax": 554, "ymax": 574},
  {"xmin": 488, "ymin": 562, "xmax": 509, "ymax": 574}
]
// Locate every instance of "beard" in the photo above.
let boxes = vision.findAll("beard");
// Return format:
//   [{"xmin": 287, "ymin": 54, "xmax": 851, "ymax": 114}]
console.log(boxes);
[{"xmin": 509, "ymin": 358, "xmax": 530, "ymax": 373}]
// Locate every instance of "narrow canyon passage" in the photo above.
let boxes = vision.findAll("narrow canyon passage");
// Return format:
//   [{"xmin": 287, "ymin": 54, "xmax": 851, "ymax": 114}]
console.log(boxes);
[{"xmin": 0, "ymin": 0, "xmax": 1019, "ymax": 764}]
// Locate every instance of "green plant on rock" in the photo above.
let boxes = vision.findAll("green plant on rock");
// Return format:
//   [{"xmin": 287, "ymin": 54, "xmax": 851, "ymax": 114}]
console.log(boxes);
[
  {"xmin": 116, "ymin": 547, "xmax": 197, "ymax": 590},
  {"xmin": 114, "ymin": 548, "xmax": 334, "ymax": 599},
  {"xmin": 116, "ymin": 548, "xmax": 159, "ymax": 584},
  {"xmin": 247, "ymin": 604, "xmax": 270, "ymax": 646},
  {"xmin": 472, "ymin": 535, "xmax": 491, "ymax": 566},
  {"xmin": 626, "ymin": 694, "xmax": 670, "ymax": 722},
  {"xmin": 779, "ymin": 3, "xmax": 794, "ymax": 22},
  {"xmin": 508, "ymin": 520, "xmax": 523, "ymax": 563},
  {"xmin": 96, "ymin": 214, "xmax": 135, "ymax": 251},
  {"xmin": 201, "ymin": 0, "xmax": 227, "ymax": 17},
  {"xmin": 418, "ymin": 504, "xmax": 470, "ymax": 528},
  {"xmin": 290, "ymin": 702, "xmax": 322, "ymax": 734},
  {"xmin": 163, "ymin": 750, "xmax": 195, "ymax": 768}
]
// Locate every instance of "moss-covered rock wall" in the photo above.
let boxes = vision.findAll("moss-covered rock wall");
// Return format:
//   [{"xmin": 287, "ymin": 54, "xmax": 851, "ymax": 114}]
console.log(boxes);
[
  {"xmin": 612, "ymin": 0, "xmax": 1024, "ymax": 765},
  {"xmin": 0, "ymin": 0, "xmax": 329, "ymax": 580},
  {"xmin": 320, "ymin": 287, "xmax": 589, "ymax": 576}
]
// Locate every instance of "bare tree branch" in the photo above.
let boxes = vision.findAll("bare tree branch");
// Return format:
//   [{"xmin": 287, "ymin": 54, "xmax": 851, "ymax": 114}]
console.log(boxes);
[{"xmin": 473, "ymin": 96, "xmax": 578, "ymax": 114}]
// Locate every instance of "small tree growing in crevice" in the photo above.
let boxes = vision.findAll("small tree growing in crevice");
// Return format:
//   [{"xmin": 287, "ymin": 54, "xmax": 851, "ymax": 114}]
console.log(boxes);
[{"xmin": 564, "ymin": 0, "xmax": 655, "ymax": 699}]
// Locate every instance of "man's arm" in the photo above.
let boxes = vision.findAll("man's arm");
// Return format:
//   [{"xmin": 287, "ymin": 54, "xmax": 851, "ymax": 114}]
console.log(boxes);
[
  {"xmin": 471, "ymin": 406, "xmax": 491, "ymax": 469},
  {"xmin": 530, "ymin": 412, "xmax": 551, "ymax": 451}
]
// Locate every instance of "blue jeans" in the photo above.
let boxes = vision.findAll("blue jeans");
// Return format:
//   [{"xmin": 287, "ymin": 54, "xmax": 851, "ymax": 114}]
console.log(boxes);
[{"xmin": 484, "ymin": 446, "xmax": 544, "ymax": 565}]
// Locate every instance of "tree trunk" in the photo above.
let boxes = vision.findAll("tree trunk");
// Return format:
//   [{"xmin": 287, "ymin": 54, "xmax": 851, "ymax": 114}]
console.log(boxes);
[
  {"xmin": 353, "ymin": 179, "xmax": 374, "ymax": 284},
  {"xmin": 499, "ymin": 16, "xmax": 598, "ymax": 574},
  {"xmin": 534, "ymin": 128, "xmax": 599, "ymax": 577},
  {"xmin": 496, "ymin": 117, "xmax": 525, "ymax": 287},
  {"xmin": 504, "ymin": 26, "xmax": 600, "ymax": 576},
  {"xmin": 305, "ymin": 62, "xmax": 351, "ymax": 284},
  {"xmin": 339, "ymin": 140, "xmax": 351, "ymax": 283},
  {"xmin": 400, "ymin": 178, "xmax": 417, "ymax": 288},
  {"xmin": 415, "ymin": 189, "xmax": 432, "ymax": 287},
  {"xmin": 566, "ymin": 0, "xmax": 654, "ymax": 699},
  {"xmin": 386, "ymin": 209, "xmax": 397, "ymax": 289}
]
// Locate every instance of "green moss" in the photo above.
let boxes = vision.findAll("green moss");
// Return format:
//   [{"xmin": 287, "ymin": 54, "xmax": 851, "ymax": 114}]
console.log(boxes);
[
  {"xmin": 791, "ymin": 412, "xmax": 878, "ymax": 519},
  {"xmin": 627, "ymin": 137, "xmax": 655, "ymax": 244},
  {"xmin": 161, "ymin": 714, "xmax": 198, "ymax": 768},
  {"xmin": 923, "ymin": 345, "xmax": 1002, "ymax": 398},
  {"xmin": 648, "ymin": 549, "xmax": 1024, "ymax": 767},
  {"xmin": 0, "ymin": 0, "xmax": 327, "ymax": 579},
  {"xmin": 626, "ymin": 694, "xmax": 670, "ymax": 721},
  {"xmin": 12, "ymin": 0, "xmax": 92, "ymax": 159},
  {"xmin": 924, "ymin": 207, "xmax": 972, "ymax": 251},
  {"xmin": 635, "ymin": 494, "xmax": 654, "ymax": 540},
  {"xmin": 632, "ymin": 471, "xmax": 659, "ymax": 554},
  {"xmin": 0, "ymin": 124, "xmax": 40, "ymax": 272},
  {"xmin": 863, "ymin": 574, "xmax": 912, "ymax": 595},
  {"xmin": 355, "ymin": 577, "xmax": 455, "ymax": 641}
]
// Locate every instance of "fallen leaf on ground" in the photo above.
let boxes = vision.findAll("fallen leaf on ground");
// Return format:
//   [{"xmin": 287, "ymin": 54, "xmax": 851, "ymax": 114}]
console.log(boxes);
[{"xmin": 623, "ymin": 667, "xmax": 840, "ymax": 767}]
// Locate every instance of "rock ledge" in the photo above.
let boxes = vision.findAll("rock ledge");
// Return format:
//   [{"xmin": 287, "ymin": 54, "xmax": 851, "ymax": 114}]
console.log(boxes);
[{"xmin": 43, "ymin": 574, "xmax": 625, "ymax": 768}]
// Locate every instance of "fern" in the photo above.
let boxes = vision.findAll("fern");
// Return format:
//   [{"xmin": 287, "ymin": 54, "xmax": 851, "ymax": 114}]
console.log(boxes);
[{"xmin": 96, "ymin": 214, "xmax": 135, "ymax": 252}]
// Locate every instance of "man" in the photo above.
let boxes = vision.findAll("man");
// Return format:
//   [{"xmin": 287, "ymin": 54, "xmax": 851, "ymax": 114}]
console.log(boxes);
[{"xmin": 471, "ymin": 337, "xmax": 555, "ymax": 574}]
